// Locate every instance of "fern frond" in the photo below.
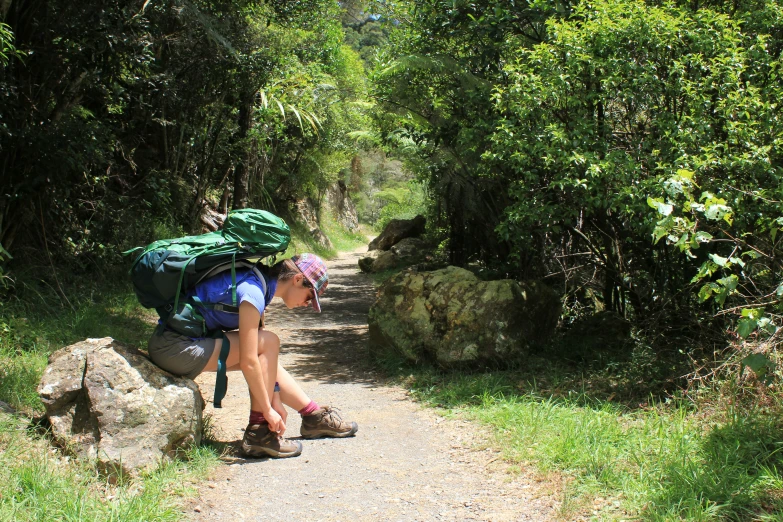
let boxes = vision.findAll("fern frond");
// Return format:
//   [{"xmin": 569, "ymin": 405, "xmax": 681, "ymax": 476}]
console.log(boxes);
[{"xmin": 378, "ymin": 54, "xmax": 489, "ymax": 90}]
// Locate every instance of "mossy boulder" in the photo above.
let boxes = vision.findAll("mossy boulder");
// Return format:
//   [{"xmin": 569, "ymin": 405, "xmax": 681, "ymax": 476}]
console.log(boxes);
[{"xmin": 368, "ymin": 266, "xmax": 560, "ymax": 368}]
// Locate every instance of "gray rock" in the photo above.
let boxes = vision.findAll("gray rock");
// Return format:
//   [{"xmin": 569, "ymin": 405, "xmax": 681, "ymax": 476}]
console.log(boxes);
[
  {"xmin": 311, "ymin": 228, "xmax": 334, "ymax": 251},
  {"xmin": 390, "ymin": 237, "xmax": 427, "ymax": 258},
  {"xmin": 370, "ymin": 251, "xmax": 398, "ymax": 272},
  {"xmin": 359, "ymin": 238, "xmax": 431, "ymax": 273},
  {"xmin": 38, "ymin": 338, "xmax": 204, "ymax": 475},
  {"xmin": 368, "ymin": 267, "xmax": 561, "ymax": 368},
  {"xmin": 368, "ymin": 215, "xmax": 426, "ymax": 251},
  {"xmin": 296, "ymin": 198, "xmax": 333, "ymax": 250}
]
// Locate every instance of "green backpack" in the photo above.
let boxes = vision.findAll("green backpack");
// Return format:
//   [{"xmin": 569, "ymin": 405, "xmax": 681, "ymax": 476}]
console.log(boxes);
[{"xmin": 126, "ymin": 208, "xmax": 290, "ymax": 406}]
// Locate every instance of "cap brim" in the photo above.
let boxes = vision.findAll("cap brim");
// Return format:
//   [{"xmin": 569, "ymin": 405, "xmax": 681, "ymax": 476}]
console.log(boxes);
[{"xmin": 304, "ymin": 275, "xmax": 322, "ymax": 313}]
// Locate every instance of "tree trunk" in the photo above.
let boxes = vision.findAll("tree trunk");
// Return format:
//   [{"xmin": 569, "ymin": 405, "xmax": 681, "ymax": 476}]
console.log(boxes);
[{"xmin": 232, "ymin": 93, "xmax": 254, "ymax": 210}]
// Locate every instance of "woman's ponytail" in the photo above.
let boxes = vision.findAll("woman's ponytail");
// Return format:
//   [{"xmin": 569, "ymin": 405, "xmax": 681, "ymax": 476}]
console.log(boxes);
[{"xmin": 267, "ymin": 258, "xmax": 300, "ymax": 282}]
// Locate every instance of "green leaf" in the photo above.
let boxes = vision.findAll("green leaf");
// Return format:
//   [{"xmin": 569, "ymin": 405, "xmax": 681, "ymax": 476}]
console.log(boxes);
[
  {"xmin": 698, "ymin": 283, "xmax": 716, "ymax": 303},
  {"xmin": 709, "ymin": 253, "xmax": 729, "ymax": 267},
  {"xmin": 741, "ymin": 353, "xmax": 774, "ymax": 375},
  {"xmin": 717, "ymin": 275, "xmax": 738, "ymax": 292},
  {"xmin": 758, "ymin": 317, "xmax": 777, "ymax": 335},
  {"xmin": 647, "ymin": 197, "xmax": 673, "ymax": 216},
  {"xmin": 676, "ymin": 169, "xmax": 695, "ymax": 181},
  {"xmin": 741, "ymin": 308, "xmax": 762, "ymax": 320},
  {"xmin": 737, "ymin": 317, "xmax": 758, "ymax": 338}
]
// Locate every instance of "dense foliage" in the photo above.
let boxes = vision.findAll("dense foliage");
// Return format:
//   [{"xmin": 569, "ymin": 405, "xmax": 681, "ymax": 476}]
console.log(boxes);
[
  {"xmin": 374, "ymin": 0, "xmax": 783, "ymax": 351},
  {"xmin": 0, "ymin": 0, "xmax": 369, "ymax": 269}
]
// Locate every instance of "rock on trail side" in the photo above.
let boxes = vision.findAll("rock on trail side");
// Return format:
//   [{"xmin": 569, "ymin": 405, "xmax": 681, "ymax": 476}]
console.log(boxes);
[{"xmin": 189, "ymin": 249, "xmax": 559, "ymax": 521}]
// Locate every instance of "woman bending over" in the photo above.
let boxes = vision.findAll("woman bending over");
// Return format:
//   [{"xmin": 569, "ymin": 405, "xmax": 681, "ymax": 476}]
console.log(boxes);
[{"xmin": 147, "ymin": 253, "xmax": 357, "ymax": 458}]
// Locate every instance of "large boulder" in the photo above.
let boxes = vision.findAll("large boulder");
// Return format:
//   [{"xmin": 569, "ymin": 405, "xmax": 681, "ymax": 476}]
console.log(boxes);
[
  {"xmin": 368, "ymin": 215, "xmax": 426, "ymax": 251},
  {"xmin": 369, "ymin": 250, "xmax": 398, "ymax": 272},
  {"xmin": 368, "ymin": 266, "xmax": 561, "ymax": 368},
  {"xmin": 38, "ymin": 338, "xmax": 204, "ymax": 475},
  {"xmin": 390, "ymin": 237, "xmax": 427, "ymax": 258},
  {"xmin": 358, "ymin": 256, "xmax": 376, "ymax": 273}
]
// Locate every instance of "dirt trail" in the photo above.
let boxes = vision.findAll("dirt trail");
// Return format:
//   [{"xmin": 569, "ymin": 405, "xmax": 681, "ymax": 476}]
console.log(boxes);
[{"xmin": 189, "ymin": 248, "xmax": 559, "ymax": 521}]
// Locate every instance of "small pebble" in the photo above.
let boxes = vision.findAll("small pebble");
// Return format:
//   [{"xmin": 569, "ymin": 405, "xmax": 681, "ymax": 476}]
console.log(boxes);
[{"xmin": 194, "ymin": 506, "xmax": 202, "ymax": 513}]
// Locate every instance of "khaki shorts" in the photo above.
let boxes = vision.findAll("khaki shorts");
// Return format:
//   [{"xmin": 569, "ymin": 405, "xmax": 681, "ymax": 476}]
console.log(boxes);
[{"xmin": 147, "ymin": 329, "xmax": 217, "ymax": 379}]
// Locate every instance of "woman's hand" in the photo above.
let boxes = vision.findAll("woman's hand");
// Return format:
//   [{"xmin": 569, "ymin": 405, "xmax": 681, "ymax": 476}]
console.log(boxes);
[
  {"xmin": 270, "ymin": 392, "xmax": 287, "ymax": 435},
  {"xmin": 264, "ymin": 407, "xmax": 286, "ymax": 435}
]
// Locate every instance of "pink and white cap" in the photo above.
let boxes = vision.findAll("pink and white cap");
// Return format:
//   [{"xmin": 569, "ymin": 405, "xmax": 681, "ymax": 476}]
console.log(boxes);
[{"xmin": 292, "ymin": 253, "xmax": 328, "ymax": 312}]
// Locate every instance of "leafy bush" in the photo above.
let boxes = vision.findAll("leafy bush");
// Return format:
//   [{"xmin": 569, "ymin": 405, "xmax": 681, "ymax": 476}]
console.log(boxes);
[
  {"xmin": 492, "ymin": 0, "xmax": 783, "ymax": 339},
  {"xmin": 377, "ymin": 0, "xmax": 783, "ymax": 352}
]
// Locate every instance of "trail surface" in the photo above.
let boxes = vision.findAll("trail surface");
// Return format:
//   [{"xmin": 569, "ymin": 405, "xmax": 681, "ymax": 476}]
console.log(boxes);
[{"xmin": 189, "ymin": 248, "xmax": 559, "ymax": 521}]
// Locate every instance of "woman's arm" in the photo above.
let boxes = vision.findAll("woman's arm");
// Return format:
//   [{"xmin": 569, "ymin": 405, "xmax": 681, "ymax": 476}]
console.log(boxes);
[{"xmin": 237, "ymin": 301, "xmax": 283, "ymax": 433}]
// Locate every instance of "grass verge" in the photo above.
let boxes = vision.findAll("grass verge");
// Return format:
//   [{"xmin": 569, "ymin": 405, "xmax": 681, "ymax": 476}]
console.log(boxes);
[{"xmin": 383, "ymin": 358, "xmax": 783, "ymax": 521}]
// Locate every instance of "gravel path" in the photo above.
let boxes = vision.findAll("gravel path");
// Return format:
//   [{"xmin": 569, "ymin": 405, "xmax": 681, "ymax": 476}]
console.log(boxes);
[{"xmin": 188, "ymin": 249, "xmax": 559, "ymax": 521}]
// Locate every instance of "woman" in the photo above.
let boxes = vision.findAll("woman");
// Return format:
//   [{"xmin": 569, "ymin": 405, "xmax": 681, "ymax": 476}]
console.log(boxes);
[{"xmin": 147, "ymin": 253, "xmax": 357, "ymax": 458}]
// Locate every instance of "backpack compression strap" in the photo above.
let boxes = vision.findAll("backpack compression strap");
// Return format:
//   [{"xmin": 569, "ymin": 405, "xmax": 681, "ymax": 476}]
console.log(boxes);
[{"xmin": 213, "ymin": 332, "xmax": 231, "ymax": 408}]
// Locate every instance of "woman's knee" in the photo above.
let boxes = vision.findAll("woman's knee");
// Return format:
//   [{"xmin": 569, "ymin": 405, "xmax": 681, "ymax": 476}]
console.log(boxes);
[{"xmin": 257, "ymin": 330, "xmax": 280, "ymax": 355}]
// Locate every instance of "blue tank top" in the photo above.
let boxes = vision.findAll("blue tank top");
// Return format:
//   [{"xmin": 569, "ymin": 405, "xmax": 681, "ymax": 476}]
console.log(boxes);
[{"xmin": 188, "ymin": 268, "xmax": 277, "ymax": 331}]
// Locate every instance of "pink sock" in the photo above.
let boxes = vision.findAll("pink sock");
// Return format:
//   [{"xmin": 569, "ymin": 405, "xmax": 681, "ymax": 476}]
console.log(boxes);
[
  {"xmin": 298, "ymin": 400, "xmax": 320, "ymax": 416},
  {"xmin": 249, "ymin": 410, "xmax": 266, "ymax": 425}
]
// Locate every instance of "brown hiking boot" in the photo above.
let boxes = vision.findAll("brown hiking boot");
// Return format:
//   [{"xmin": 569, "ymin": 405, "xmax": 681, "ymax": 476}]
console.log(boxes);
[
  {"xmin": 300, "ymin": 406, "xmax": 358, "ymax": 439},
  {"xmin": 241, "ymin": 423, "xmax": 302, "ymax": 458}
]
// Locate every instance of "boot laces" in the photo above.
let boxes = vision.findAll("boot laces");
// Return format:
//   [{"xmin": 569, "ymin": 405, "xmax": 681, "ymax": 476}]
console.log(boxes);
[{"xmin": 322, "ymin": 406, "xmax": 344, "ymax": 427}]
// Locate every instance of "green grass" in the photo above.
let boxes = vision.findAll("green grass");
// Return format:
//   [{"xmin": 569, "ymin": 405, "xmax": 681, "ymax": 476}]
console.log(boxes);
[
  {"xmin": 0, "ymin": 412, "xmax": 217, "ymax": 522},
  {"xmin": 388, "ymin": 362, "xmax": 783, "ymax": 521},
  {"xmin": 0, "ymin": 274, "xmax": 156, "ymax": 412},
  {"xmin": 0, "ymin": 270, "xmax": 221, "ymax": 521}
]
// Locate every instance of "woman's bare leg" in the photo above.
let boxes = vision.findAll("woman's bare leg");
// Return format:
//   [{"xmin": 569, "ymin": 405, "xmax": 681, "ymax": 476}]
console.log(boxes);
[
  {"xmin": 276, "ymin": 364, "xmax": 311, "ymax": 411},
  {"xmin": 202, "ymin": 329, "xmax": 280, "ymax": 412}
]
